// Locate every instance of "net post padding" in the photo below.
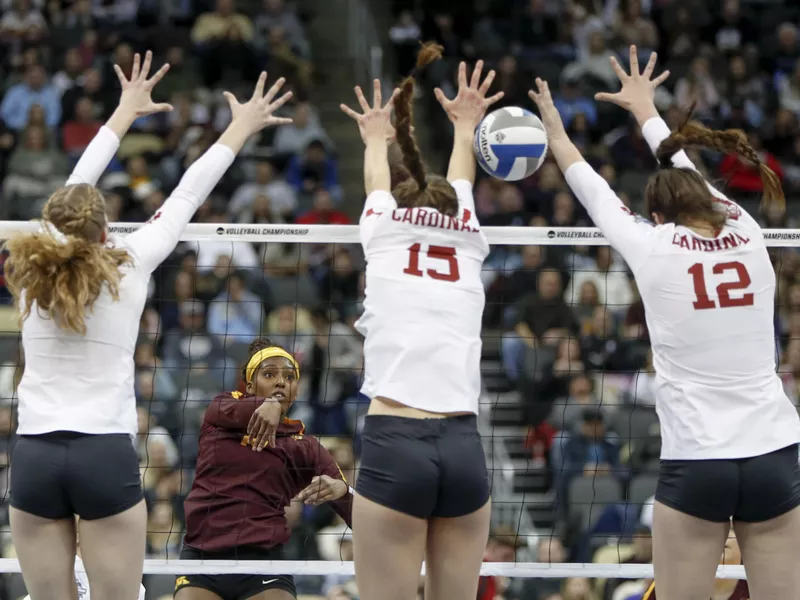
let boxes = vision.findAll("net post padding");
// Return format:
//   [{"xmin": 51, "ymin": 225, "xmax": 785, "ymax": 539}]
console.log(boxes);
[
  {"xmin": 0, "ymin": 221, "xmax": 795, "ymax": 246},
  {"xmin": 0, "ymin": 559, "xmax": 748, "ymax": 577}
]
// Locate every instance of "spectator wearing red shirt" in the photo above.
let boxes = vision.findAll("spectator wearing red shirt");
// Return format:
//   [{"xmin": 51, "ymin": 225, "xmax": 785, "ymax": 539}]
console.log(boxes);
[
  {"xmin": 296, "ymin": 188, "xmax": 351, "ymax": 225},
  {"xmin": 477, "ymin": 526, "xmax": 525, "ymax": 600},
  {"xmin": 719, "ymin": 130, "xmax": 784, "ymax": 194},
  {"xmin": 62, "ymin": 97, "xmax": 102, "ymax": 159}
]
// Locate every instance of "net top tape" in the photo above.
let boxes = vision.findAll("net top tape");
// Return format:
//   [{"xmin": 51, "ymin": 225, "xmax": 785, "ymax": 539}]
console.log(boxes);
[
  {"xmin": 0, "ymin": 559, "xmax": 747, "ymax": 578},
  {"xmin": 0, "ymin": 222, "xmax": 798, "ymax": 246}
]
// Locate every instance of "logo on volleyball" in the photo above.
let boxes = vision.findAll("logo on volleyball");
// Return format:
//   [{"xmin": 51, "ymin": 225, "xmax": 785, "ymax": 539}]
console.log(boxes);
[
  {"xmin": 216, "ymin": 227, "xmax": 224, "ymax": 235},
  {"xmin": 495, "ymin": 132, "xmax": 506, "ymax": 143}
]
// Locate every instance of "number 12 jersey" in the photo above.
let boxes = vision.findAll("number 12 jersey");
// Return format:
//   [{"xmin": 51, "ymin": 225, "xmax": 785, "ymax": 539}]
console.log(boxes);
[
  {"xmin": 355, "ymin": 180, "xmax": 489, "ymax": 414},
  {"xmin": 564, "ymin": 117, "xmax": 800, "ymax": 461}
]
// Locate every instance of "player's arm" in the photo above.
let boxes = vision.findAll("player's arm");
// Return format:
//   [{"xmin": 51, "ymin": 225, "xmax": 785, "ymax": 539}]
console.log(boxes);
[
  {"xmin": 123, "ymin": 73, "xmax": 292, "ymax": 274},
  {"xmin": 529, "ymin": 78, "xmax": 654, "ymax": 270},
  {"xmin": 204, "ymin": 392, "xmax": 264, "ymax": 429},
  {"xmin": 66, "ymin": 51, "xmax": 171, "ymax": 187},
  {"xmin": 295, "ymin": 438, "xmax": 353, "ymax": 527},
  {"xmin": 434, "ymin": 60, "xmax": 504, "ymax": 192}
]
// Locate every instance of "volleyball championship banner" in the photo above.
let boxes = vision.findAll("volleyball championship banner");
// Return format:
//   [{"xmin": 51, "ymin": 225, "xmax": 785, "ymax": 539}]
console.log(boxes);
[{"xmin": 0, "ymin": 222, "xmax": 797, "ymax": 246}]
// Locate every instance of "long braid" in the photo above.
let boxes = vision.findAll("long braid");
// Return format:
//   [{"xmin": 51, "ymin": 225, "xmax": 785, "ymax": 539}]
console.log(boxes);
[
  {"xmin": 656, "ymin": 110, "xmax": 785, "ymax": 213},
  {"xmin": 394, "ymin": 43, "xmax": 443, "ymax": 193}
]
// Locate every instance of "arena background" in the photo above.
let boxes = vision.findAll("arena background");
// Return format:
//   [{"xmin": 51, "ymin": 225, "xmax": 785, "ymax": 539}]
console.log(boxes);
[{"xmin": 1, "ymin": 0, "xmax": 800, "ymax": 599}]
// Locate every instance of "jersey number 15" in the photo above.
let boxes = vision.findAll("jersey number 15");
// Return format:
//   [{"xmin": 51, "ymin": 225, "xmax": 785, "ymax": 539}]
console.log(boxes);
[
  {"xmin": 404, "ymin": 243, "xmax": 460, "ymax": 282},
  {"xmin": 688, "ymin": 261, "xmax": 754, "ymax": 310}
]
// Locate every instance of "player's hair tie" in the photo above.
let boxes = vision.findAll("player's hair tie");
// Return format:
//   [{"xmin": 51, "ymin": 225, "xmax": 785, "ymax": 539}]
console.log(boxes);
[
  {"xmin": 39, "ymin": 220, "xmax": 69, "ymax": 245},
  {"xmin": 245, "ymin": 347, "xmax": 301, "ymax": 384}
]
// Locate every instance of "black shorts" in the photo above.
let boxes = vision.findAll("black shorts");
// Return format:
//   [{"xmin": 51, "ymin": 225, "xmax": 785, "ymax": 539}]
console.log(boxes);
[
  {"xmin": 656, "ymin": 444, "xmax": 800, "ymax": 523},
  {"xmin": 10, "ymin": 432, "xmax": 143, "ymax": 521},
  {"xmin": 356, "ymin": 414, "xmax": 490, "ymax": 519},
  {"xmin": 175, "ymin": 545, "xmax": 295, "ymax": 600}
]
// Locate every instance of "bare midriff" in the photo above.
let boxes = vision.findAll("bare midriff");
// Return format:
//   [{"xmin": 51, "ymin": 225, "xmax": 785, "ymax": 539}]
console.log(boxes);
[{"xmin": 368, "ymin": 396, "xmax": 473, "ymax": 419}]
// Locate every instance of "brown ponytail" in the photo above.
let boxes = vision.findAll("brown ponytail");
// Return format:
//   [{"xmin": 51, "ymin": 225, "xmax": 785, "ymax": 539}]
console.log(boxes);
[
  {"xmin": 646, "ymin": 108, "xmax": 785, "ymax": 227},
  {"xmin": 392, "ymin": 42, "xmax": 459, "ymax": 217},
  {"xmin": 4, "ymin": 184, "xmax": 132, "ymax": 335}
]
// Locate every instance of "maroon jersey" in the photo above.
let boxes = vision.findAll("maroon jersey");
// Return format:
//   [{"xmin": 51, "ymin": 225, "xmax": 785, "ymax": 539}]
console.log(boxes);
[
  {"xmin": 644, "ymin": 580, "xmax": 750, "ymax": 600},
  {"xmin": 183, "ymin": 392, "xmax": 353, "ymax": 552}
]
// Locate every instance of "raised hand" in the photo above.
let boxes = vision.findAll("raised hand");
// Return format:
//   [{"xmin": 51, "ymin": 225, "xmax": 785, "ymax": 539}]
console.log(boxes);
[
  {"xmin": 434, "ymin": 60, "xmax": 504, "ymax": 132},
  {"xmin": 223, "ymin": 72, "xmax": 294, "ymax": 136},
  {"xmin": 594, "ymin": 45, "xmax": 670, "ymax": 120},
  {"xmin": 340, "ymin": 79, "xmax": 400, "ymax": 145},
  {"xmin": 115, "ymin": 51, "xmax": 173, "ymax": 117},
  {"xmin": 528, "ymin": 78, "xmax": 567, "ymax": 141}
]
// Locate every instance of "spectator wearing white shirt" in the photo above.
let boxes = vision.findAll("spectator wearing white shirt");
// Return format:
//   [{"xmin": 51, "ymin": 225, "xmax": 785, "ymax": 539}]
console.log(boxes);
[
  {"xmin": 229, "ymin": 159, "xmax": 297, "ymax": 221},
  {"xmin": 565, "ymin": 245, "xmax": 633, "ymax": 314},
  {"xmin": 208, "ymin": 272, "xmax": 265, "ymax": 347},
  {"xmin": 273, "ymin": 101, "xmax": 333, "ymax": 156}
]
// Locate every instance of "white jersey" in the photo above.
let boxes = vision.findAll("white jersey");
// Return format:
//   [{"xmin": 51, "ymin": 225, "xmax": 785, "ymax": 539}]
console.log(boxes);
[
  {"xmin": 355, "ymin": 180, "xmax": 489, "ymax": 414},
  {"xmin": 23, "ymin": 558, "xmax": 146, "ymax": 600},
  {"xmin": 564, "ymin": 117, "xmax": 800, "ymax": 460},
  {"xmin": 17, "ymin": 127, "xmax": 235, "ymax": 437}
]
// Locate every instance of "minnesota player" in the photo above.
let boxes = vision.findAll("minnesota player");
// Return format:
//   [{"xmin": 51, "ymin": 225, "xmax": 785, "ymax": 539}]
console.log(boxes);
[
  {"xmin": 529, "ymin": 45, "xmax": 800, "ymax": 600},
  {"xmin": 339, "ymin": 44, "xmax": 503, "ymax": 600},
  {"xmin": 176, "ymin": 338, "xmax": 352, "ymax": 600}
]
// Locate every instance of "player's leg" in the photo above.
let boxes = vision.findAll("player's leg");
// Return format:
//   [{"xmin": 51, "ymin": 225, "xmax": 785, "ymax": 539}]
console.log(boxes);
[
  {"xmin": 70, "ymin": 434, "xmax": 147, "ymax": 600},
  {"xmin": 732, "ymin": 444, "xmax": 800, "ymax": 598},
  {"xmin": 423, "ymin": 415, "xmax": 492, "ymax": 600},
  {"xmin": 352, "ymin": 415, "xmax": 437, "ymax": 600},
  {"xmin": 175, "ymin": 588, "xmax": 224, "ymax": 600},
  {"xmin": 10, "ymin": 509, "xmax": 78, "ymax": 600},
  {"xmin": 245, "ymin": 590, "xmax": 296, "ymax": 600},
  {"xmin": 352, "ymin": 494, "xmax": 428, "ymax": 600},
  {"xmin": 424, "ymin": 500, "xmax": 491, "ymax": 600},
  {"xmin": 651, "ymin": 458, "xmax": 736, "ymax": 600},
  {"xmin": 9, "ymin": 435, "xmax": 78, "ymax": 600}
]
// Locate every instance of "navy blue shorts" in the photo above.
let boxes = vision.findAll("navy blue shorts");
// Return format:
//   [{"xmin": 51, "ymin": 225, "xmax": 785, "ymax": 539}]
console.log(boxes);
[
  {"xmin": 356, "ymin": 414, "xmax": 490, "ymax": 519},
  {"xmin": 10, "ymin": 432, "xmax": 143, "ymax": 520},
  {"xmin": 656, "ymin": 444, "xmax": 800, "ymax": 523}
]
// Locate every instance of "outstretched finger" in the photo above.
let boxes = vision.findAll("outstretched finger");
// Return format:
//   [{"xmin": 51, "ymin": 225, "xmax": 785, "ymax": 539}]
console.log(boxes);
[
  {"xmin": 372, "ymin": 79, "xmax": 382, "ymax": 109},
  {"xmin": 457, "ymin": 61, "xmax": 468, "ymax": 89},
  {"xmin": 479, "ymin": 70, "xmax": 496, "ymax": 96},
  {"xmin": 264, "ymin": 76, "xmax": 286, "ymax": 103},
  {"xmin": 268, "ymin": 116, "xmax": 294, "ymax": 125},
  {"xmin": 433, "ymin": 86, "xmax": 450, "ymax": 107},
  {"xmin": 629, "ymin": 45, "xmax": 639, "ymax": 76},
  {"xmin": 594, "ymin": 91, "xmax": 617, "ymax": 103},
  {"xmin": 139, "ymin": 51, "xmax": 153, "ymax": 81},
  {"xmin": 113, "ymin": 64, "xmax": 127, "ymax": 86},
  {"xmin": 222, "ymin": 91, "xmax": 240, "ymax": 109},
  {"xmin": 252, "ymin": 71, "xmax": 267, "ymax": 100},
  {"xmin": 486, "ymin": 90, "xmax": 505, "ymax": 106},
  {"xmin": 340, "ymin": 104, "xmax": 362, "ymax": 120},
  {"xmin": 609, "ymin": 56, "xmax": 628, "ymax": 82},
  {"xmin": 470, "ymin": 60, "xmax": 484, "ymax": 89},
  {"xmin": 268, "ymin": 90, "xmax": 293, "ymax": 112},
  {"xmin": 131, "ymin": 53, "xmax": 141, "ymax": 82},
  {"xmin": 642, "ymin": 52, "xmax": 659, "ymax": 79},
  {"xmin": 150, "ymin": 102, "xmax": 173, "ymax": 113},
  {"xmin": 354, "ymin": 86, "xmax": 370, "ymax": 112},
  {"xmin": 147, "ymin": 63, "xmax": 170, "ymax": 87},
  {"xmin": 384, "ymin": 87, "xmax": 401, "ymax": 109},
  {"xmin": 652, "ymin": 70, "xmax": 670, "ymax": 87}
]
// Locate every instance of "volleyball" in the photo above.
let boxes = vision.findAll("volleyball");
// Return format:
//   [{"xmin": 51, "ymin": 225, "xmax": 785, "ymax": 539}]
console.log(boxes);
[{"xmin": 473, "ymin": 107, "xmax": 549, "ymax": 181}]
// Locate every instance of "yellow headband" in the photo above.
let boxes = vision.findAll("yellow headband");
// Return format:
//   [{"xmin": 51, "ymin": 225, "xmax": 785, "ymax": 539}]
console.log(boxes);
[{"xmin": 245, "ymin": 348, "xmax": 300, "ymax": 384}]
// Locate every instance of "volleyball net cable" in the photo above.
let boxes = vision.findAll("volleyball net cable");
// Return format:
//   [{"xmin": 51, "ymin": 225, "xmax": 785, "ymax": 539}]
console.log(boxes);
[{"xmin": 0, "ymin": 221, "xmax": 781, "ymax": 580}]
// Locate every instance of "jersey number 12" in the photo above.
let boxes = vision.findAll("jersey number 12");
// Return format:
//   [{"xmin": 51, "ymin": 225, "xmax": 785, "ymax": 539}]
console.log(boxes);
[
  {"xmin": 404, "ymin": 243, "xmax": 460, "ymax": 282},
  {"xmin": 688, "ymin": 261, "xmax": 754, "ymax": 310}
]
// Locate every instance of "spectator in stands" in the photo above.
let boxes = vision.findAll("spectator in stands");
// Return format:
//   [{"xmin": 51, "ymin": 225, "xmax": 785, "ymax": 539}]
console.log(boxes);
[
  {"xmin": 0, "ymin": 64, "xmax": 61, "ymax": 131},
  {"xmin": 154, "ymin": 46, "xmax": 201, "ymax": 102},
  {"xmin": 146, "ymin": 500, "xmax": 183, "ymax": 559},
  {"xmin": 553, "ymin": 74, "xmax": 597, "ymax": 130},
  {"xmin": 191, "ymin": 0, "xmax": 256, "ymax": 87},
  {"xmin": 0, "ymin": 340, "xmax": 23, "ymax": 404},
  {"xmin": 51, "ymin": 47, "xmax": 86, "ymax": 96},
  {"xmin": 565, "ymin": 246, "xmax": 633, "ymax": 313},
  {"xmin": 611, "ymin": 0, "xmax": 658, "ymax": 56},
  {"xmin": 286, "ymin": 139, "xmax": 342, "ymax": 204},
  {"xmin": 230, "ymin": 159, "xmax": 297, "ymax": 222},
  {"xmin": 770, "ymin": 22, "xmax": 800, "ymax": 76},
  {"xmin": 674, "ymin": 57, "xmax": 720, "ymax": 120},
  {"xmin": 62, "ymin": 96, "xmax": 101, "ymax": 159},
  {"xmin": 557, "ymin": 408, "xmax": 621, "ymax": 492},
  {"xmin": 134, "ymin": 342, "xmax": 179, "ymax": 403},
  {"xmin": 550, "ymin": 373, "xmax": 604, "ymax": 431},
  {"xmin": 720, "ymin": 130, "xmax": 783, "ymax": 195},
  {"xmin": 389, "ymin": 10, "xmax": 422, "ymax": 76},
  {"xmin": 564, "ymin": 30, "xmax": 620, "ymax": 90},
  {"xmin": 298, "ymin": 188, "xmax": 350, "ymax": 225},
  {"xmin": 255, "ymin": 0, "xmax": 311, "ymax": 59},
  {"xmin": 477, "ymin": 526, "xmax": 526, "ymax": 600},
  {"xmin": 62, "ymin": 67, "xmax": 113, "ymax": 126},
  {"xmin": 264, "ymin": 25, "xmax": 314, "ymax": 89},
  {"xmin": 162, "ymin": 299, "xmax": 228, "ymax": 381},
  {"xmin": 602, "ymin": 525, "xmax": 653, "ymax": 600},
  {"xmin": 560, "ymin": 577, "xmax": 595, "ymax": 600},
  {"xmin": 274, "ymin": 101, "xmax": 333, "ymax": 157},
  {"xmin": 0, "ymin": 0, "xmax": 47, "ymax": 45},
  {"xmin": 503, "ymin": 268, "xmax": 578, "ymax": 381},
  {"xmin": 207, "ymin": 271, "xmax": 264, "ymax": 347},
  {"xmin": 708, "ymin": 0, "xmax": 755, "ymax": 54}
]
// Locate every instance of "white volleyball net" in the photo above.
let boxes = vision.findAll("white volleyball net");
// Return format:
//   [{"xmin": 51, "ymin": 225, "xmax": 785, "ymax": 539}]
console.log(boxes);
[{"xmin": 0, "ymin": 221, "xmax": 785, "ymax": 599}]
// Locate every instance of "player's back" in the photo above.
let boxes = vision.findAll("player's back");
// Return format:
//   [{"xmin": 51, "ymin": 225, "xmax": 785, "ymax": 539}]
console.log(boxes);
[
  {"xmin": 356, "ymin": 182, "xmax": 489, "ymax": 414},
  {"xmin": 636, "ymin": 219, "xmax": 798, "ymax": 459}
]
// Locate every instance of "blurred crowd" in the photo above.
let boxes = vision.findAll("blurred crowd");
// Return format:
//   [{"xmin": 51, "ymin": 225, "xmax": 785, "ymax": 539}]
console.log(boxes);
[{"xmin": 0, "ymin": 0, "xmax": 799, "ymax": 598}]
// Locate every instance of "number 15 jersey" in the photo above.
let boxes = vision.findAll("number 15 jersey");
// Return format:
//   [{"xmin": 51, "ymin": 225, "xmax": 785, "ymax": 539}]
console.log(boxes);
[
  {"xmin": 355, "ymin": 180, "xmax": 489, "ymax": 415},
  {"xmin": 564, "ymin": 117, "xmax": 800, "ymax": 461}
]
